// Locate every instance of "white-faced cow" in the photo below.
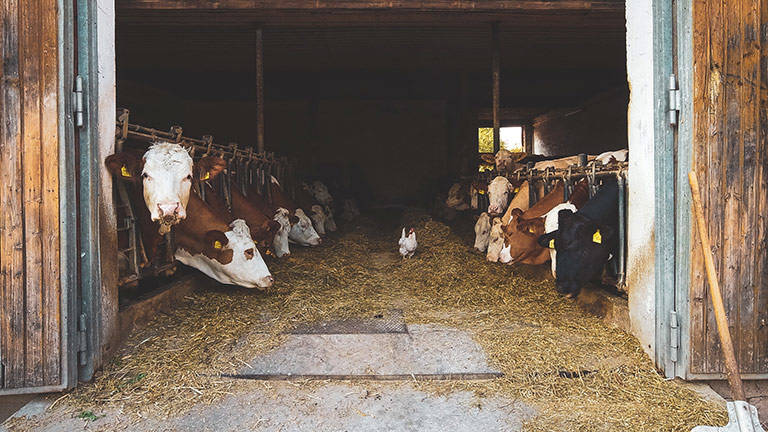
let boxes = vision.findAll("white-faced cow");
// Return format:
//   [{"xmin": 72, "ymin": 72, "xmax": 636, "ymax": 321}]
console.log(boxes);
[
  {"xmin": 473, "ymin": 212, "xmax": 492, "ymax": 252},
  {"xmin": 485, "ymin": 217, "xmax": 505, "ymax": 262},
  {"xmin": 487, "ymin": 176, "xmax": 518, "ymax": 216}
]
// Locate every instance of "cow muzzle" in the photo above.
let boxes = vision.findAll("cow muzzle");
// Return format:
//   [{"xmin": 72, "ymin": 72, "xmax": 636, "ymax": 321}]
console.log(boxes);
[
  {"xmin": 156, "ymin": 202, "xmax": 185, "ymax": 223},
  {"xmin": 257, "ymin": 275, "xmax": 274, "ymax": 288}
]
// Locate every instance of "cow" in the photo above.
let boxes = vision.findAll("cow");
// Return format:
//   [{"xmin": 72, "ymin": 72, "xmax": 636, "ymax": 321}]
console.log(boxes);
[
  {"xmin": 487, "ymin": 176, "xmax": 525, "ymax": 216},
  {"xmin": 538, "ymin": 179, "xmax": 619, "ymax": 298},
  {"xmin": 106, "ymin": 150, "xmax": 274, "ymax": 289},
  {"xmin": 500, "ymin": 180, "xmax": 532, "ymax": 225},
  {"xmin": 296, "ymin": 184, "xmax": 329, "ymax": 236},
  {"xmin": 498, "ymin": 180, "xmax": 589, "ymax": 265},
  {"xmin": 106, "ymin": 142, "xmax": 205, "ymax": 232},
  {"xmin": 485, "ymin": 217, "xmax": 505, "ymax": 262},
  {"xmin": 533, "ymin": 155, "xmax": 596, "ymax": 171},
  {"xmin": 595, "ymin": 149, "xmax": 628, "ymax": 165},
  {"xmin": 268, "ymin": 177, "xmax": 322, "ymax": 247},
  {"xmin": 174, "ymin": 193, "xmax": 274, "ymax": 289},
  {"xmin": 307, "ymin": 181, "xmax": 337, "ymax": 232},
  {"xmin": 473, "ymin": 212, "xmax": 492, "ymax": 252}
]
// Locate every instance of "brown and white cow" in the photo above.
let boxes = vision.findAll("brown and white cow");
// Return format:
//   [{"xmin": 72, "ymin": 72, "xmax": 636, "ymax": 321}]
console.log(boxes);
[
  {"xmin": 106, "ymin": 151, "xmax": 274, "ymax": 288},
  {"xmin": 498, "ymin": 180, "xmax": 588, "ymax": 265},
  {"xmin": 106, "ymin": 143, "xmax": 199, "ymax": 231}
]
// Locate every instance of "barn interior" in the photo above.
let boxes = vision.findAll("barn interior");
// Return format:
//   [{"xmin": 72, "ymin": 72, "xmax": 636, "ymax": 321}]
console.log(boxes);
[{"xmin": 115, "ymin": 8, "xmax": 628, "ymax": 211}]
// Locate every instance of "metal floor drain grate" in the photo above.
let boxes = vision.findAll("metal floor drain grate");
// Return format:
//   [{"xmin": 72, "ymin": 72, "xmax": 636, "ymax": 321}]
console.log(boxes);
[{"xmin": 289, "ymin": 309, "xmax": 407, "ymax": 335}]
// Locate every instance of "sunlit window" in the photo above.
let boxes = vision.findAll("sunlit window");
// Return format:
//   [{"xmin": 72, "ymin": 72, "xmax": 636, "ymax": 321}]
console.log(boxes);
[{"xmin": 478, "ymin": 127, "xmax": 523, "ymax": 153}]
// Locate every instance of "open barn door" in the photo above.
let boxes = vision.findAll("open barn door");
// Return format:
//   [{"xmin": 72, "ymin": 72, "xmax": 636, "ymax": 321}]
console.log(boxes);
[
  {"xmin": 678, "ymin": 0, "xmax": 768, "ymax": 380},
  {"xmin": 0, "ymin": 0, "xmax": 82, "ymax": 393}
]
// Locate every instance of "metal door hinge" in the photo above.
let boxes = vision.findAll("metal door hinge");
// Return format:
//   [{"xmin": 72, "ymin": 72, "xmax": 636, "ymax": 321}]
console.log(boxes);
[
  {"xmin": 0, "ymin": 362, "xmax": 5, "ymax": 388},
  {"xmin": 668, "ymin": 75, "xmax": 681, "ymax": 127},
  {"xmin": 669, "ymin": 310, "xmax": 680, "ymax": 363},
  {"xmin": 73, "ymin": 75, "xmax": 84, "ymax": 128},
  {"xmin": 78, "ymin": 313, "xmax": 88, "ymax": 366}
]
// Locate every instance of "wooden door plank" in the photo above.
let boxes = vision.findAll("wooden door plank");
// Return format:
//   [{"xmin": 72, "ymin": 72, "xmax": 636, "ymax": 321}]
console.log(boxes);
[
  {"xmin": 702, "ymin": 0, "xmax": 726, "ymax": 374},
  {"xmin": 690, "ymin": 0, "xmax": 710, "ymax": 374},
  {"xmin": 737, "ymin": 0, "xmax": 760, "ymax": 374},
  {"xmin": 40, "ymin": 0, "xmax": 61, "ymax": 386},
  {"xmin": 757, "ymin": 0, "xmax": 768, "ymax": 373},
  {"xmin": 1, "ymin": 0, "xmax": 27, "ymax": 389},
  {"xmin": 20, "ymin": 0, "xmax": 45, "ymax": 387}
]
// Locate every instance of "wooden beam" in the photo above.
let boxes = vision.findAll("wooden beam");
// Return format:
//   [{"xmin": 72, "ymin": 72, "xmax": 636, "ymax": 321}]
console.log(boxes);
[
  {"xmin": 255, "ymin": 26, "xmax": 265, "ymax": 152},
  {"xmin": 119, "ymin": 0, "xmax": 625, "ymax": 12},
  {"xmin": 491, "ymin": 21, "xmax": 500, "ymax": 153}
]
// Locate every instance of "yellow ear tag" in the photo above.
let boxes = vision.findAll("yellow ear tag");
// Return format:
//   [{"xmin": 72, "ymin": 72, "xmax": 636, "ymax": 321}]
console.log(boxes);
[
  {"xmin": 201, "ymin": 171, "xmax": 210, "ymax": 181},
  {"xmin": 528, "ymin": 227, "xmax": 536, "ymax": 234},
  {"xmin": 592, "ymin": 230, "xmax": 602, "ymax": 244},
  {"xmin": 513, "ymin": 187, "xmax": 519, "ymax": 194},
  {"xmin": 549, "ymin": 239, "xmax": 555, "ymax": 249},
  {"xmin": 213, "ymin": 240, "xmax": 222, "ymax": 249},
  {"xmin": 121, "ymin": 165, "xmax": 131, "ymax": 178},
  {"xmin": 478, "ymin": 189, "xmax": 485, "ymax": 195}
]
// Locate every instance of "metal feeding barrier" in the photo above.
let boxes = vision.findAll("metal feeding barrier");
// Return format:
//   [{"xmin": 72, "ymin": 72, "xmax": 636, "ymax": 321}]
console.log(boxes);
[
  {"xmin": 480, "ymin": 154, "xmax": 629, "ymax": 292},
  {"xmin": 113, "ymin": 108, "xmax": 295, "ymax": 288}
]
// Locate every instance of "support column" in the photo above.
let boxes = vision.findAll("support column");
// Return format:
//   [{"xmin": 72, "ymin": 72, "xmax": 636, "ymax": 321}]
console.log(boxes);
[
  {"xmin": 255, "ymin": 27, "xmax": 265, "ymax": 152},
  {"xmin": 491, "ymin": 22, "xmax": 501, "ymax": 153}
]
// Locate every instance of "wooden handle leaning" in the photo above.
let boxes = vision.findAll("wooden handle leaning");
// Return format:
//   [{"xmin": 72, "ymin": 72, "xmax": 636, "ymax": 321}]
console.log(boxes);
[{"xmin": 688, "ymin": 171, "xmax": 745, "ymax": 401}]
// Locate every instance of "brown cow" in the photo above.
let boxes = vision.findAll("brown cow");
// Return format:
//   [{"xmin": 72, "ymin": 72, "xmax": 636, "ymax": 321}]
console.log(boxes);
[{"xmin": 499, "ymin": 180, "xmax": 589, "ymax": 265}]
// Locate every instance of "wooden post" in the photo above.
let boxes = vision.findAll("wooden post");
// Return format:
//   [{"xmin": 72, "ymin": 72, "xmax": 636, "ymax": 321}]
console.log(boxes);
[
  {"xmin": 255, "ymin": 26, "xmax": 265, "ymax": 153},
  {"xmin": 491, "ymin": 22, "xmax": 500, "ymax": 154}
]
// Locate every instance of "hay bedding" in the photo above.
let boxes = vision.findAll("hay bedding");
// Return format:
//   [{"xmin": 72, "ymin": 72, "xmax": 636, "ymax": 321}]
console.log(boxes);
[{"xmin": 28, "ymin": 209, "xmax": 725, "ymax": 431}]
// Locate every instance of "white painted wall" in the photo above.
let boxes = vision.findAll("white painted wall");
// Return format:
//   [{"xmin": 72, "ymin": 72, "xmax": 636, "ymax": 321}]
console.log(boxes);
[{"xmin": 625, "ymin": 0, "xmax": 657, "ymax": 359}]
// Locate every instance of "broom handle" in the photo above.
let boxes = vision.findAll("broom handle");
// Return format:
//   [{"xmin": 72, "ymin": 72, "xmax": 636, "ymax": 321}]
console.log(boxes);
[{"xmin": 689, "ymin": 171, "xmax": 746, "ymax": 401}]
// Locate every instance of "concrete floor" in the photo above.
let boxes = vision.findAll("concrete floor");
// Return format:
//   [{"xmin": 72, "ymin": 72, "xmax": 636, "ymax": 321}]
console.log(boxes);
[{"xmin": 3, "ymin": 383, "xmax": 534, "ymax": 431}]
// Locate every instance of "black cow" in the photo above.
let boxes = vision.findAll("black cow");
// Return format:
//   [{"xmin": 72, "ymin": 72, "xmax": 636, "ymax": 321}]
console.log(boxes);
[{"xmin": 538, "ymin": 178, "xmax": 619, "ymax": 298}]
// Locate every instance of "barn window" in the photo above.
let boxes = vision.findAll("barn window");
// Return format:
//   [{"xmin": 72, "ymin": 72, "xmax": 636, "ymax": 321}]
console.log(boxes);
[
  {"xmin": 478, "ymin": 126, "xmax": 523, "ymax": 153},
  {"xmin": 478, "ymin": 126, "xmax": 523, "ymax": 171}
]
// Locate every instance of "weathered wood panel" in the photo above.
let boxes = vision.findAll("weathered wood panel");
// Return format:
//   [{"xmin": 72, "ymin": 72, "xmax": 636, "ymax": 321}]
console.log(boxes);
[
  {"xmin": 0, "ymin": 0, "xmax": 62, "ymax": 389},
  {"xmin": 690, "ymin": 0, "xmax": 768, "ymax": 375}
]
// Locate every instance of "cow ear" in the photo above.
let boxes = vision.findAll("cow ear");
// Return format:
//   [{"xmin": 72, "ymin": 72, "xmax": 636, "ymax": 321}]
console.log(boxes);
[
  {"xmin": 288, "ymin": 215, "xmax": 299, "ymax": 225},
  {"xmin": 538, "ymin": 232, "xmax": 556, "ymax": 248},
  {"xmin": 509, "ymin": 208, "xmax": 523, "ymax": 222},
  {"xmin": 195, "ymin": 156, "xmax": 227, "ymax": 182},
  {"xmin": 595, "ymin": 224, "xmax": 616, "ymax": 245},
  {"xmin": 105, "ymin": 152, "xmax": 143, "ymax": 182},
  {"xmin": 203, "ymin": 230, "xmax": 233, "ymax": 264}
]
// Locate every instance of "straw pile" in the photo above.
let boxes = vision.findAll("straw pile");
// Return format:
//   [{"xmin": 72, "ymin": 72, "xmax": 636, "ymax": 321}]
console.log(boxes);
[{"xmin": 57, "ymin": 209, "xmax": 725, "ymax": 431}]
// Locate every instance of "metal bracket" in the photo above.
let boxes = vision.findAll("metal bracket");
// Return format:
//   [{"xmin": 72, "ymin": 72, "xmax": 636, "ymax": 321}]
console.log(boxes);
[
  {"xmin": 669, "ymin": 310, "xmax": 680, "ymax": 363},
  {"xmin": 73, "ymin": 75, "xmax": 84, "ymax": 128},
  {"xmin": 668, "ymin": 75, "xmax": 681, "ymax": 127},
  {"xmin": 78, "ymin": 313, "xmax": 88, "ymax": 366}
]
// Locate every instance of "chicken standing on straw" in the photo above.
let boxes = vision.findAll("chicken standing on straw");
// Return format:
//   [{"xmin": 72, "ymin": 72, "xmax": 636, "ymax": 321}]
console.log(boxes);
[{"xmin": 398, "ymin": 227, "xmax": 418, "ymax": 258}]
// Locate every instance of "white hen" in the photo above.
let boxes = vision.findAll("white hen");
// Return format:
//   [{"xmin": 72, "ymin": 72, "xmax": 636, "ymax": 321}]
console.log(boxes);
[{"xmin": 398, "ymin": 228, "xmax": 418, "ymax": 258}]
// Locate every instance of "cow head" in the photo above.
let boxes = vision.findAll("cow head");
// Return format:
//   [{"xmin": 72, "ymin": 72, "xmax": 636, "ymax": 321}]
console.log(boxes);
[
  {"xmin": 289, "ymin": 208, "xmax": 322, "ymax": 246},
  {"xmin": 309, "ymin": 204, "xmax": 327, "ymax": 236},
  {"xmin": 272, "ymin": 208, "xmax": 292, "ymax": 258},
  {"xmin": 445, "ymin": 183, "xmax": 469, "ymax": 210},
  {"xmin": 311, "ymin": 181, "xmax": 334, "ymax": 207},
  {"xmin": 485, "ymin": 217, "xmax": 505, "ymax": 262},
  {"xmin": 487, "ymin": 176, "xmax": 516, "ymax": 216},
  {"xmin": 175, "ymin": 219, "xmax": 274, "ymax": 289},
  {"xmin": 473, "ymin": 212, "xmax": 492, "ymax": 253},
  {"xmin": 499, "ymin": 211, "xmax": 546, "ymax": 265},
  {"xmin": 140, "ymin": 142, "xmax": 197, "ymax": 224},
  {"xmin": 252, "ymin": 219, "xmax": 281, "ymax": 250},
  {"xmin": 538, "ymin": 210, "xmax": 616, "ymax": 298},
  {"xmin": 495, "ymin": 149, "xmax": 513, "ymax": 173}
]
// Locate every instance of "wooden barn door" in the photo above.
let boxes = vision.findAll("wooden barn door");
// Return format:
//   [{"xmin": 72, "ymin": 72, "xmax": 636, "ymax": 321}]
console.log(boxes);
[
  {"xmin": 687, "ymin": 0, "xmax": 768, "ymax": 378},
  {"xmin": 0, "ymin": 0, "xmax": 79, "ymax": 393}
]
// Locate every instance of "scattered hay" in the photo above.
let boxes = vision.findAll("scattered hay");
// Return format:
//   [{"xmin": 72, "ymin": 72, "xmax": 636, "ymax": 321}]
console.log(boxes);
[{"xmin": 58, "ymin": 209, "xmax": 725, "ymax": 431}]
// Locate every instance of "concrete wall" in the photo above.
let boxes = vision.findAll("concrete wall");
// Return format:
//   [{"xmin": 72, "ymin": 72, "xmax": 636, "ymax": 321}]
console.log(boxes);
[
  {"xmin": 625, "ymin": 0, "xmax": 656, "ymax": 359},
  {"xmin": 532, "ymin": 86, "xmax": 629, "ymax": 156}
]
